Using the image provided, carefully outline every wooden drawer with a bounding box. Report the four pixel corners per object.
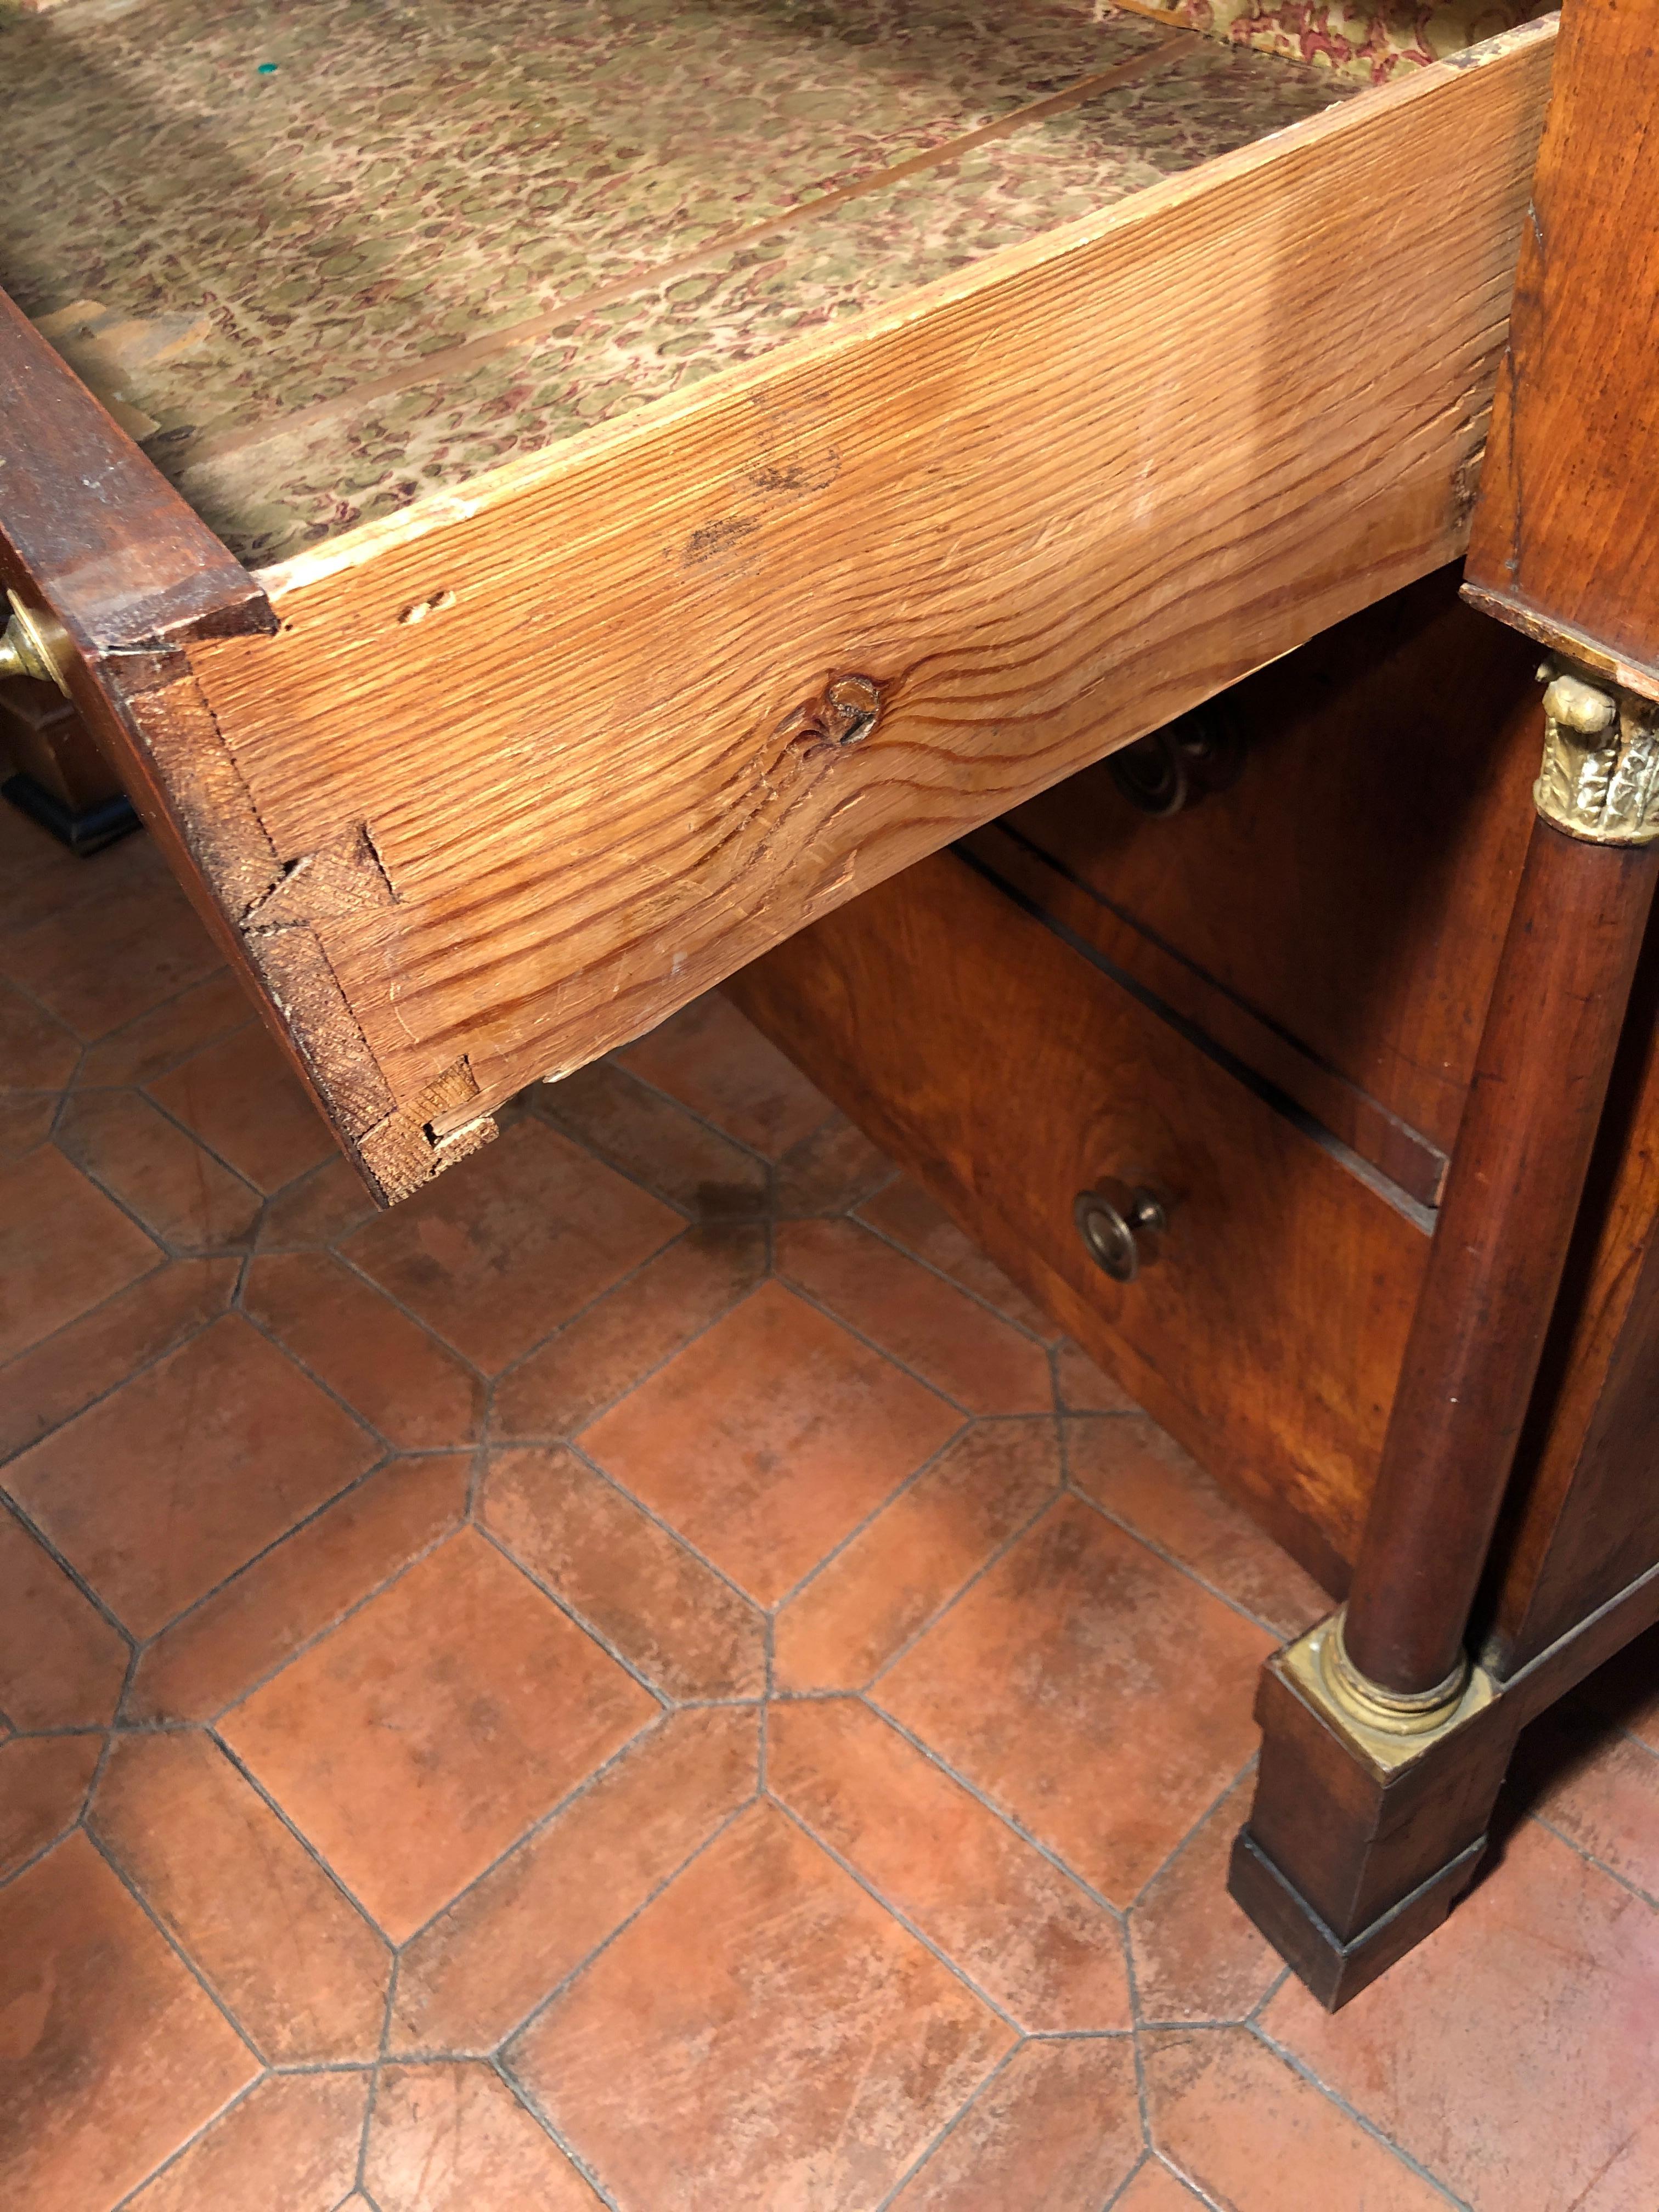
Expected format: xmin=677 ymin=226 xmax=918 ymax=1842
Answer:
xmin=729 ymin=846 xmax=1426 ymax=1585
xmin=1003 ymin=571 xmax=1543 ymax=1199
xmin=0 ymin=5 xmax=1552 ymax=1201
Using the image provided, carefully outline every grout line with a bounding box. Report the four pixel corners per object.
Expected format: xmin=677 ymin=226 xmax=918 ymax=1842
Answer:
xmin=1099 ymin=2151 xmax=1152 ymax=2210
xmin=232 ymin=1297 xmax=406 ymax=1460
xmin=871 ymin=2040 xmax=1027 ymax=2212
xmin=0 ymin=1289 xmax=228 ymax=1473
xmin=107 ymin=2073 xmax=270 ymax=2211
xmin=87 ymin=1824 xmax=272 ymax=2063
xmin=864 ymin=1481 xmax=1066 ymax=1694
xmin=206 ymin=1728 xmax=403 ymax=1951
xmin=141 ymin=1492 xmax=465 ymax=1729
xmin=0 ymin=1489 xmax=138 ymax=1649
xmin=322 ymin=1245 xmax=497 ymax=1387
xmin=1249 ymin=2022 xmax=1474 ymax=2208
xmin=111 ymin=1449 xmax=404 ymax=1714
xmin=493 ymin=2054 xmax=625 ymax=2211
xmin=1123 ymin=1753 xmax=1257 ymax=1916
xmin=0 ymin=1814 xmax=90 ymax=1893
xmin=1245 ymin=1964 xmax=1291 ymax=2024
xmin=495 ymin=1794 xmax=758 ymax=2057
xmin=849 ymin=1210 xmax=1057 ymax=1351
xmin=543 ymin=1058 xmax=780 ymax=1180
xmin=1526 ymin=1807 xmax=1659 ymax=1913
xmin=471 ymin=1520 xmax=672 ymax=1710
xmin=762 ymin=1415 xmax=986 ymax=1620
xmin=770 ymin=1787 xmax=1034 ymax=2029
xmin=769 ymin=1269 xmax=985 ymax=1420
xmin=552 ymin=1436 xmax=765 ymax=1613
xmin=1122 ymin=1910 xmax=1156 ymax=2162
xmin=1066 ymin=1482 xmax=1303 ymax=1644
xmin=390 ymin=1709 xmax=674 ymax=1961
xmin=533 ymin=1086 xmax=771 ymax=1228
xmin=354 ymin=2052 xmax=382 ymax=2200
xmin=489 ymin=1245 xmax=768 ymax=1447
xmin=859 ymin=1690 xmax=1126 ymax=1924
xmin=120 ymin=1079 xmax=270 ymax=1209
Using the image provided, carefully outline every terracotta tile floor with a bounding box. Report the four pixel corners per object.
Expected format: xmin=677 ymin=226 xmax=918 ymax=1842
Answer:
xmin=3 ymin=805 xmax=1658 ymax=2211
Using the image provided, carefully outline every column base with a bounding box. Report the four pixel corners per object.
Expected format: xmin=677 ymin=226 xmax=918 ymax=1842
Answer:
xmin=1229 ymin=1827 xmax=1487 ymax=2010
xmin=2 ymin=771 xmax=141 ymax=856
xmin=1229 ymin=1615 xmax=1514 ymax=2011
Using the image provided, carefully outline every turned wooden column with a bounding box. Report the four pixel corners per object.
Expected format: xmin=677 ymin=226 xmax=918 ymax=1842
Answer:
xmin=1232 ymin=0 xmax=1659 ymax=2007
xmin=1339 ymin=809 xmax=1659 ymax=1707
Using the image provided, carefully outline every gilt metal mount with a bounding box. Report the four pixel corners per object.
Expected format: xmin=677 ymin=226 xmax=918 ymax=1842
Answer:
xmin=0 ymin=590 xmax=71 ymax=695
xmin=1534 ymin=661 xmax=1659 ymax=845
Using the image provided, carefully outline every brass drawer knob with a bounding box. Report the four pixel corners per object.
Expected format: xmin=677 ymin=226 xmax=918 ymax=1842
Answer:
xmin=1107 ymin=702 xmax=1242 ymax=818
xmin=1074 ymin=1183 xmax=1167 ymax=1283
xmin=0 ymin=591 xmax=71 ymax=695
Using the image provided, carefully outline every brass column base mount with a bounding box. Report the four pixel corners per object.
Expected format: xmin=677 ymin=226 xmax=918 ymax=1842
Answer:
xmin=1286 ymin=1612 xmax=1494 ymax=1774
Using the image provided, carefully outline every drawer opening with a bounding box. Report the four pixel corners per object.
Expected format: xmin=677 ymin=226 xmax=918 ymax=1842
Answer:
xmin=6 ymin=0 xmax=1531 ymax=571
xmin=1 ymin=0 xmax=1556 ymax=1203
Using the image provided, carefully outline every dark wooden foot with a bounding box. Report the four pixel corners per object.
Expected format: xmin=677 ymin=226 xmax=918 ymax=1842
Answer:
xmin=1229 ymin=1617 xmax=1517 ymax=2010
xmin=2 ymin=770 xmax=140 ymax=855
xmin=1229 ymin=1828 xmax=1485 ymax=2012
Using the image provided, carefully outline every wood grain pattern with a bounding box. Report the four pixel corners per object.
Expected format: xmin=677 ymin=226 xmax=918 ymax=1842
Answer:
xmin=1464 ymin=0 xmax=1659 ymax=696
xmin=1003 ymin=570 xmax=1543 ymax=1180
xmin=962 ymin=817 xmax=1453 ymax=1209
xmin=1480 ymin=919 xmax=1659 ymax=1673
xmin=727 ymin=846 xmax=1425 ymax=1582
xmin=174 ymin=27 xmax=1553 ymax=1171
xmin=0 ymin=289 xmax=494 ymax=1203
xmin=1342 ymin=820 xmax=1659 ymax=1695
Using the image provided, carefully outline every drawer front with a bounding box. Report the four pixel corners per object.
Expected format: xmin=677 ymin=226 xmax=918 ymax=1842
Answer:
xmin=730 ymin=848 xmax=1427 ymax=1579
xmin=1006 ymin=571 xmax=1542 ymax=1173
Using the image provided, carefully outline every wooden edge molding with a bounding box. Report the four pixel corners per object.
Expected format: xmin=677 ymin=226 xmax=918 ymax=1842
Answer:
xmin=0 ymin=285 xmax=486 ymax=1203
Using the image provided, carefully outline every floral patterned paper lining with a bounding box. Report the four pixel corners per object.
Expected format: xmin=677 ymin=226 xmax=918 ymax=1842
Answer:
xmin=0 ymin=0 xmax=1472 ymax=565
xmin=1149 ymin=0 xmax=1534 ymax=86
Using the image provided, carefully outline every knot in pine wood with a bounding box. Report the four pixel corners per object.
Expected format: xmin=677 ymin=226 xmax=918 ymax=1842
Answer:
xmin=781 ymin=673 xmax=884 ymax=759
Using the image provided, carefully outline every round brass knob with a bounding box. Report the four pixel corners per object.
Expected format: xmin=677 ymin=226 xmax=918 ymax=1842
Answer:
xmin=1074 ymin=1184 xmax=1167 ymax=1283
xmin=1107 ymin=703 xmax=1243 ymax=819
xmin=0 ymin=591 xmax=71 ymax=695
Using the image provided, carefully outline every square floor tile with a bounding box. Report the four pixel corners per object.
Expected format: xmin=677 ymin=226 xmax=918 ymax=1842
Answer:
xmin=7 ymin=1314 xmax=379 ymax=1635
xmin=221 ymin=1530 xmax=658 ymax=1940
xmin=0 ymin=1510 xmax=128 ymax=1728
xmin=147 ymin=1024 xmax=335 ymax=1194
xmin=0 ymin=1831 xmax=257 ymax=2210
xmin=876 ymin=1499 xmax=1273 ymax=1903
xmin=615 ymin=993 xmax=833 ymax=1158
xmin=342 ymin=1119 xmax=679 ymax=1372
xmin=582 ymin=1280 xmax=963 ymax=1604
xmin=512 ymin=1799 xmax=1011 ymax=2208
xmin=0 ymin=867 xmax=219 ymax=1041
xmin=0 ymin=1146 xmax=160 ymax=1363
xmin=1264 ymin=1816 xmax=1659 ymax=2212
